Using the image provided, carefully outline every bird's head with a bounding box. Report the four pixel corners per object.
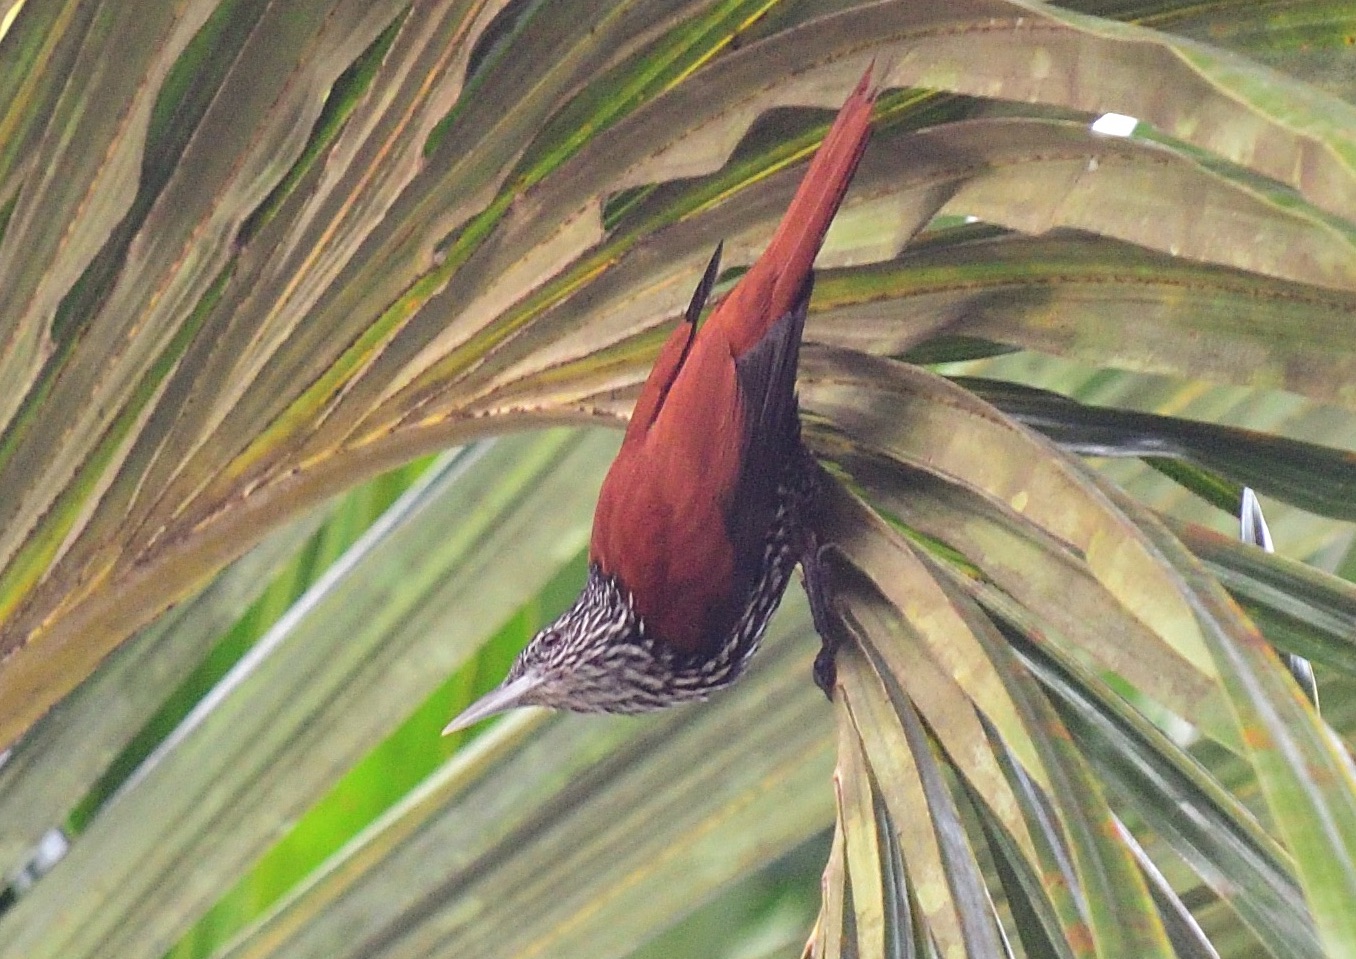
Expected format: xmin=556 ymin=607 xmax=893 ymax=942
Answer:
xmin=443 ymin=565 xmax=659 ymax=733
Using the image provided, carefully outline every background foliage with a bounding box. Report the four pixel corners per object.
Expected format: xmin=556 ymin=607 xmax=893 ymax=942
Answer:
xmin=2 ymin=0 xmax=1356 ymax=957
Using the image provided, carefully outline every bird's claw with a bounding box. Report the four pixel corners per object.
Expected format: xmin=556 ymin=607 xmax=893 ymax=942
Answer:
xmin=802 ymin=542 xmax=841 ymax=700
xmin=812 ymin=644 xmax=838 ymax=698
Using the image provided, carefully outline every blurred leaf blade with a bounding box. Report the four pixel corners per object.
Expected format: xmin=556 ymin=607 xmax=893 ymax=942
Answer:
xmin=0 ymin=505 xmax=327 ymax=874
xmin=0 ymin=430 xmax=618 ymax=959
xmin=812 ymin=232 xmax=1356 ymax=409
xmin=1173 ymin=518 xmax=1356 ymax=676
xmin=963 ymin=377 xmax=1356 ymax=524
xmin=1006 ymin=614 xmax=1319 ymax=959
xmin=207 ymin=608 xmax=835 ymax=959
xmin=1080 ymin=471 xmax=1356 ymax=956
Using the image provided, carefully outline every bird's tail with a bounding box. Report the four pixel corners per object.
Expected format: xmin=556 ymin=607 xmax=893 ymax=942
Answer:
xmin=720 ymin=65 xmax=877 ymax=354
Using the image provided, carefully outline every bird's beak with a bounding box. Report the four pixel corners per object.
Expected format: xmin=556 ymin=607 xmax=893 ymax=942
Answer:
xmin=442 ymin=673 xmax=543 ymax=735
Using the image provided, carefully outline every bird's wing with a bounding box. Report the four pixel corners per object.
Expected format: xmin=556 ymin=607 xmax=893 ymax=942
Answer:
xmin=726 ymin=275 xmax=812 ymax=597
xmin=591 ymin=318 xmax=745 ymax=654
xmin=598 ymin=278 xmax=809 ymax=653
xmin=622 ymin=244 xmax=723 ymax=442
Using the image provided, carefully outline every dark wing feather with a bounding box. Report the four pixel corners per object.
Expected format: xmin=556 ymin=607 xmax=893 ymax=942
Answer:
xmin=726 ymin=274 xmax=813 ymax=599
xmin=621 ymin=244 xmax=723 ymax=440
xmin=686 ymin=242 xmax=724 ymax=326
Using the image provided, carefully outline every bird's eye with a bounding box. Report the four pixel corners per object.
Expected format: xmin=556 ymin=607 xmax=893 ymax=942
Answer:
xmin=534 ymin=628 xmax=563 ymax=650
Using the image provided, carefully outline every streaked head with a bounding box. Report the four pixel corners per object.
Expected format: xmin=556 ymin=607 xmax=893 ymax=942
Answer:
xmin=444 ymin=566 xmax=659 ymax=733
xmin=444 ymin=561 xmax=773 ymax=733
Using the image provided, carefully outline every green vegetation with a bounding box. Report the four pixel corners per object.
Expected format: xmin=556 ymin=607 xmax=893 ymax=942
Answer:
xmin=2 ymin=1 xmax=1356 ymax=957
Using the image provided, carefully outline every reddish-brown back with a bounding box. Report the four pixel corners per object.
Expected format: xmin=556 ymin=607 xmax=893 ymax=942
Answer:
xmin=591 ymin=68 xmax=876 ymax=653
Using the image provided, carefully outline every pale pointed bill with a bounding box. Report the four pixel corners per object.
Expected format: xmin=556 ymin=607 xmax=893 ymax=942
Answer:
xmin=442 ymin=673 xmax=544 ymax=734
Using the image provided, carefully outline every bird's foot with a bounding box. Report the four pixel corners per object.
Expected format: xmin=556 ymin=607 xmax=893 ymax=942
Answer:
xmin=812 ymin=643 xmax=838 ymax=698
xmin=802 ymin=542 xmax=841 ymax=699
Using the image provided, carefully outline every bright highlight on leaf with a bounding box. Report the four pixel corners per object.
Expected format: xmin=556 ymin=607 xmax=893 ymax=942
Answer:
xmin=1091 ymin=112 xmax=1139 ymax=137
xmin=0 ymin=1 xmax=24 ymax=43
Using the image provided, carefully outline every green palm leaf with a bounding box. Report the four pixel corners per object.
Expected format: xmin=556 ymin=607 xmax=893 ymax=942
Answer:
xmin=2 ymin=1 xmax=1355 ymax=957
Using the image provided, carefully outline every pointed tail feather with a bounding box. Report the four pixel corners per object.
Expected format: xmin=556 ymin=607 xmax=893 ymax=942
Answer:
xmin=766 ymin=67 xmax=876 ymax=310
xmin=719 ymin=66 xmax=876 ymax=354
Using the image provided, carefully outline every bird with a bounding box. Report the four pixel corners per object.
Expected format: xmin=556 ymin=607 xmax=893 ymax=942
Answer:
xmin=445 ymin=68 xmax=876 ymax=732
